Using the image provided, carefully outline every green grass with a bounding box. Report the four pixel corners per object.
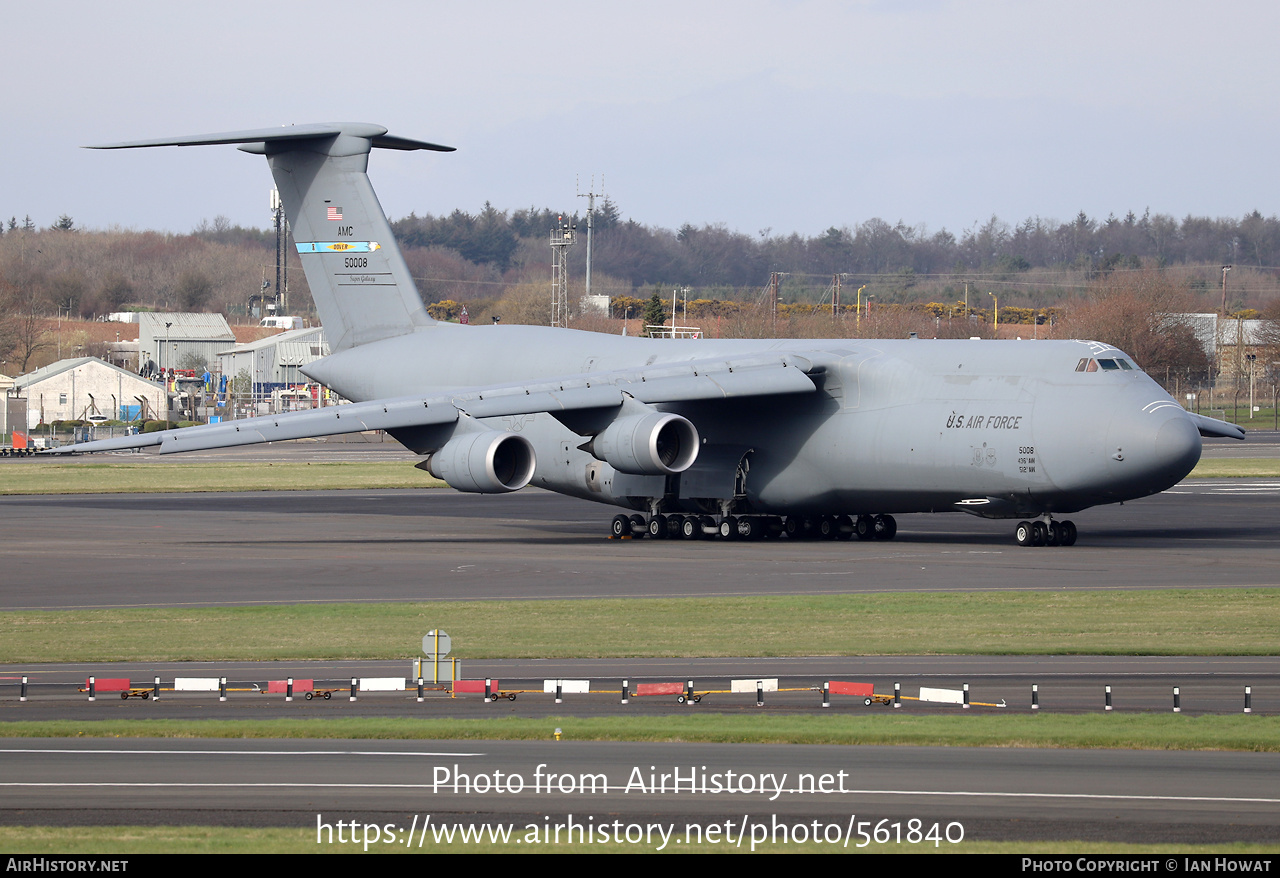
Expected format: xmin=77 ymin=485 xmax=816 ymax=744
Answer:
xmin=2 ymin=714 xmax=1277 ymax=750
xmin=4 ymin=591 xmax=1279 ymax=662
xmin=0 ymin=461 xmax=442 ymax=494
xmin=0 ymin=456 xmax=1275 ymax=497
xmin=1188 ymin=458 xmax=1280 ymax=478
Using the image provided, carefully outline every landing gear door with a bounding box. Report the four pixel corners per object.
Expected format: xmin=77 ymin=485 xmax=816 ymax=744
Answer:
xmin=677 ymin=445 xmax=754 ymax=503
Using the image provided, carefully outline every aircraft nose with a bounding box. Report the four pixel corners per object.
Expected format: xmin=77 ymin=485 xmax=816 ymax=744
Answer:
xmin=1107 ymin=404 xmax=1201 ymax=494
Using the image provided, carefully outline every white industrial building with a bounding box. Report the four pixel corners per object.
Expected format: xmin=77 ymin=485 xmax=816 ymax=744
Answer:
xmin=12 ymin=357 xmax=166 ymax=427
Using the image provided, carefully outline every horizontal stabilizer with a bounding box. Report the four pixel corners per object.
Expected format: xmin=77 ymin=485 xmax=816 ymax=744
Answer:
xmin=87 ymin=123 xmax=454 ymax=152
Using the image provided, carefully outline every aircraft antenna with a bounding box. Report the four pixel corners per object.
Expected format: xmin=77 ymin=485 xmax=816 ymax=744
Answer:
xmin=550 ymin=216 xmax=576 ymax=328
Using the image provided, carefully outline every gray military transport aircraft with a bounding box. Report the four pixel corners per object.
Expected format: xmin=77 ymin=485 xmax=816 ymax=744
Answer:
xmin=48 ymin=122 xmax=1245 ymax=546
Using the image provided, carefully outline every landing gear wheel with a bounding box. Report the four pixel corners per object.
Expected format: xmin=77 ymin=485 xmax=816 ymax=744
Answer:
xmin=784 ymin=516 xmax=803 ymax=539
xmin=818 ymin=516 xmax=838 ymax=540
xmin=1016 ymin=521 xmax=1034 ymax=547
xmin=1031 ymin=521 xmax=1048 ymax=547
xmin=718 ymin=516 xmax=737 ymax=540
xmin=1046 ymin=521 xmax=1062 ymax=546
xmin=855 ymin=515 xmax=875 ymax=540
xmin=668 ymin=515 xmax=685 ymax=539
xmin=648 ymin=515 xmax=668 ymax=539
xmin=873 ymin=514 xmax=897 ymax=540
xmin=680 ymin=516 xmax=700 ymax=540
xmin=1061 ymin=520 xmax=1078 ymax=546
xmin=836 ymin=515 xmax=854 ymax=540
xmin=736 ymin=517 xmax=757 ymax=540
xmin=610 ymin=514 xmax=630 ymax=538
xmin=630 ymin=514 xmax=647 ymax=539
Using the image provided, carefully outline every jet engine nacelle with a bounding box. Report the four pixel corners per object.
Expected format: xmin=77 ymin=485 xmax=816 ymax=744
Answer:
xmin=588 ymin=411 xmax=699 ymax=476
xmin=424 ymin=430 xmax=536 ymax=493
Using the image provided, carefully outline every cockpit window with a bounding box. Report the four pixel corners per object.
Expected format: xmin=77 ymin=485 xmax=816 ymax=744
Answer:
xmin=1117 ymin=359 xmax=1134 ymax=371
xmin=1097 ymin=358 xmax=1119 ymax=370
xmin=1075 ymin=358 xmax=1089 ymax=372
xmin=1085 ymin=359 xmax=1098 ymax=372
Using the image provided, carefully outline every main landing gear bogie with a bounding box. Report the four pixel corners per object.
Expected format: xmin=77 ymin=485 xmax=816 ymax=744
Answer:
xmin=1015 ymin=519 xmax=1077 ymax=548
xmin=610 ymin=513 xmax=898 ymax=542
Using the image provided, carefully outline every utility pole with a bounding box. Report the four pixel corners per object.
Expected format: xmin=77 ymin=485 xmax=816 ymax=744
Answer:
xmin=577 ymin=178 xmax=604 ymax=303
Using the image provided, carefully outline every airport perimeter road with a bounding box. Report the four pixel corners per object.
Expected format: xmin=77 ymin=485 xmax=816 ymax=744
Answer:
xmin=0 ymin=481 xmax=1278 ymax=610
xmin=1 ymin=738 xmax=1277 ymax=844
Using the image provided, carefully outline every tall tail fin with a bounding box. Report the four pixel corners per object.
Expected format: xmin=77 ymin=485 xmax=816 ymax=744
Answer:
xmin=89 ymin=123 xmax=454 ymax=351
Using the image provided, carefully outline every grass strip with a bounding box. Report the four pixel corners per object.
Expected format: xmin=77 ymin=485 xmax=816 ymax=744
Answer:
xmin=3 ymin=591 xmax=1277 ymax=662
xmin=1 ymin=824 xmax=1275 ymax=854
xmin=1188 ymin=459 xmax=1280 ymax=478
xmin=2 ymin=714 xmax=1277 ymax=750
xmin=0 ymin=461 xmax=441 ymax=494
xmin=0 ymin=457 xmax=1275 ymax=496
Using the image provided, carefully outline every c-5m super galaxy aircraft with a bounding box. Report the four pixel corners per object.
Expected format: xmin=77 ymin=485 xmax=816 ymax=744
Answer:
xmin=51 ymin=123 xmax=1245 ymax=546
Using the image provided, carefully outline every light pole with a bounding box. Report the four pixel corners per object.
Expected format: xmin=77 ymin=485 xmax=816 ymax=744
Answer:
xmin=989 ymin=292 xmax=998 ymax=333
xmin=1221 ymin=265 xmax=1232 ymax=315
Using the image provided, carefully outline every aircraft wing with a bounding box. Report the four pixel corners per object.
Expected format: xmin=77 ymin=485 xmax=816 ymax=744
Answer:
xmin=41 ymin=352 xmax=819 ymax=456
xmin=1187 ymin=412 xmax=1246 ymax=441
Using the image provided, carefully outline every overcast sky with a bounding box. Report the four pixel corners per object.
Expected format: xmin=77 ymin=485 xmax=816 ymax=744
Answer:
xmin=6 ymin=1 xmax=1278 ymax=239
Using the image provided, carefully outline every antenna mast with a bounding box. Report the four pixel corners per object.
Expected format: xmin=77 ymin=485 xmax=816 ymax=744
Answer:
xmin=550 ymin=216 xmax=576 ymax=328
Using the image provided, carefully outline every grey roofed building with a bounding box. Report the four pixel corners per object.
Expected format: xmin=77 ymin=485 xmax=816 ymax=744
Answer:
xmin=13 ymin=357 xmax=166 ymax=427
xmin=217 ymin=325 xmax=329 ymax=394
xmin=138 ymin=312 xmax=235 ymax=375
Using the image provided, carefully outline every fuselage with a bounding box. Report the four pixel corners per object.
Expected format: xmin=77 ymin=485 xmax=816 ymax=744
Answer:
xmin=303 ymin=323 xmax=1202 ymax=521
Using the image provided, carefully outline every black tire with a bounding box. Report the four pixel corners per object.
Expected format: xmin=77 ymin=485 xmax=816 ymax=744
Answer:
xmin=1031 ymin=521 xmax=1048 ymax=547
xmin=1016 ymin=521 xmax=1034 ymax=547
xmin=324 ymin=692 xmax=332 ymax=700
xmin=855 ymin=515 xmax=875 ymax=540
xmin=648 ymin=515 xmax=668 ymax=539
xmin=718 ymin=517 xmax=736 ymax=540
xmin=610 ymin=514 xmax=629 ymax=537
xmin=1061 ymin=520 xmax=1078 ymax=546
xmin=141 ymin=692 xmax=149 ymax=700
xmin=736 ymin=517 xmax=756 ymax=540
xmin=784 ymin=516 xmax=802 ymax=538
xmin=864 ymin=697 xmax=873 ymax=706
xmin=1047 ymin=521 xmax=1062 ymax=546
xmin=305 ymin=692 xmax=313 ymax=700
xmin=677 ymin=695 xmax=686 ymax=704
xmin=818 ymin=516 xmax=837 ymax=539
xmin=693 ymin=695 xmax=702 ymax=703
xmin=508 ymin=693 xmax=517 ymax=701
xmin=874 ymin=514 xmax=897 ymax=540
xmin=836 ymin=515 xmax=854 ymax=540
xmin=681 ymin=516 xmax=699 ymax=540
xmin=120 ymin=692 xmax=128 ymax=700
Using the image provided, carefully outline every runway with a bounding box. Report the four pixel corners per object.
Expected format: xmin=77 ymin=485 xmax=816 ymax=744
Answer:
xmin=0 ymin=479 xmax=1277 ymax=610
xmin=3 ymin=739 xmax=1278 ymax=844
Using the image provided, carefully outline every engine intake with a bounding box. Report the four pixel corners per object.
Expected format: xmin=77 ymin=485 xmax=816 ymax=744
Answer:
xmin=588 ymin=412 xmax=699 ymax=475
xmin=424 ymin=431 xmax=536 ymax=493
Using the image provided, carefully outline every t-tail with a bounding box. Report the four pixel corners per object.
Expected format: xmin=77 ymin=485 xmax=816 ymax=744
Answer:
xmin=89 ymin=123 xmax=453 ymax=351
